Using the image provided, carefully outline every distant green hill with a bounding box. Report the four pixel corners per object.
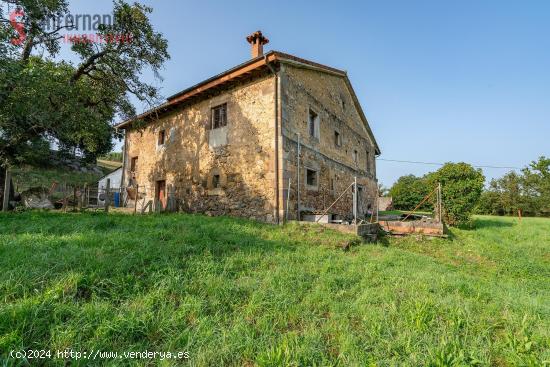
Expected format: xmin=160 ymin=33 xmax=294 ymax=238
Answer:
xmin=12 ymin=159 xmax=121 ymax=193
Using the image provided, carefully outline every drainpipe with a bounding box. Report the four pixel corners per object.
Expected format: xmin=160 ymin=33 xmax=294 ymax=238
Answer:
xmin=120 ymin=128 xmax=127 ymax=193
xmin=265 ymin=55 xmax=280 ymax=224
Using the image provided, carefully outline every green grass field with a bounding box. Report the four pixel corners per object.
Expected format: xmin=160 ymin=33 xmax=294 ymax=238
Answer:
xmin=0 ymin=212 xmax=548 ymax=366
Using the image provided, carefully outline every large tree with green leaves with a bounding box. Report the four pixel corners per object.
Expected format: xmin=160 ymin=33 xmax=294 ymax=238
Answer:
xmin=427 ymin=162 xmax=485 ymax=226
xmin=0 ymin=0 xmax=168 ymax=202
xmin=477 ymin=157 xmax=550 ymax=217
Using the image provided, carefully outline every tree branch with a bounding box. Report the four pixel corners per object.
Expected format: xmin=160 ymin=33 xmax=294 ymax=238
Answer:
xmin=71 ymin=49 xmax=109 ymax=83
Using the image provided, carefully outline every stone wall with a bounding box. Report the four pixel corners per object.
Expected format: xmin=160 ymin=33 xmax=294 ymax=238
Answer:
xmin=124 ymin=62 xmax=379 ymax=224
xmin=280 ymin=64 xmax=378 ymax=221
xmin=124 ymin=75 xmax=278 ymax=222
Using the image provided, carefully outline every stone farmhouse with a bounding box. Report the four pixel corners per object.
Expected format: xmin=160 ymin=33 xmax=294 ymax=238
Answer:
xmin=116 ymin=31 xmax=381 ymax=224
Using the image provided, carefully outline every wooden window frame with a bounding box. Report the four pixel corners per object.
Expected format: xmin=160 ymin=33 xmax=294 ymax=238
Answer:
xmin=211 ymin=103 xmax=228 ymax=130
xmin=158 ymin=130 xmax=166 ymax=146
xmin=334 ymin=130 xmax=341 ymax=147
xmin=308 ymin=108 xmax=319 ymax=139
xmin=130 ymin=156 xmax=138 ymax=172
xmin=305 ymin=168 xmax=318 ymax=189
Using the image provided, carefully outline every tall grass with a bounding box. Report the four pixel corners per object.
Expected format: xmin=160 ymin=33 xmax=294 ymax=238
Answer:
xmin=0 ymin=212 xmax=548 ymax=366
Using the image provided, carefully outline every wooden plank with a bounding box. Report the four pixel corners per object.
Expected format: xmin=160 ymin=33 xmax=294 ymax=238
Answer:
xmin=2 ymin=170 xmax=11 ymax=212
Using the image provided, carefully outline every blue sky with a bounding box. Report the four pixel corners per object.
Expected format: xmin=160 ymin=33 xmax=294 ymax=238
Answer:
xmin=60 ymin=0 xmax=549 ymax=187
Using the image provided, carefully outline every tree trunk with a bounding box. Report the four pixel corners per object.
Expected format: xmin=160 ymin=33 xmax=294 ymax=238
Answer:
xmin=0 ymin=167 xmax=5 ymax=210
xmin=1 ymin=167 xmax=16 ymax=211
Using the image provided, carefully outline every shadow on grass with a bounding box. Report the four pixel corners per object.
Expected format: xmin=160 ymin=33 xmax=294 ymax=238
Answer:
xmin=0 ymin=211 xmax=302 ymax=260
xmin=472 ymin=217 xmax=515 ymax=230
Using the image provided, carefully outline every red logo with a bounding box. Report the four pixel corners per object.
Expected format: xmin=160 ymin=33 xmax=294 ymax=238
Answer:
xmin=9 ymin=9 xmax=26 ymax=45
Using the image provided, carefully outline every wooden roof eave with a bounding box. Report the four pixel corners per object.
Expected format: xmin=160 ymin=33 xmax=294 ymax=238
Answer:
xmin=115 ymin=53 xmax=278 ymax=130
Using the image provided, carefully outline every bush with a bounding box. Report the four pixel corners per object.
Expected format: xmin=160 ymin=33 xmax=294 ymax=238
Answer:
xmin=389 ymin=175 xmax=431 ymax=211
xmin=428 ymin=163 xmax=485 ymax=226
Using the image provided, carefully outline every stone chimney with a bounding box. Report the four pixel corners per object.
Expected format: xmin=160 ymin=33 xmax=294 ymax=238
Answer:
xmin=246 ymin=30 xmax=269 ymax=58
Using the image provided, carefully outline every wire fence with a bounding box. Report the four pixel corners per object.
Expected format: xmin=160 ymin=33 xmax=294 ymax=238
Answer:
xmin=28 ymin=181 xmax=153 ymax=212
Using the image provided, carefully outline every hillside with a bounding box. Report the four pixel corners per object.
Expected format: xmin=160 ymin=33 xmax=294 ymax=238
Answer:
xmin=11 ymin=160 xmax=122 ymax=193
xmin=0 ymin=213 xmax=548 ymax=365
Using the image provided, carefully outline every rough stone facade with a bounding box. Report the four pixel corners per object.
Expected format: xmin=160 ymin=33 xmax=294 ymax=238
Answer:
xmin=280 ymin=64 xmax=378 ymax=221
xmin=123 ymin=59 xmax=379 ymax=223
xmin=124 ymin=75 xmax=278 ymax=222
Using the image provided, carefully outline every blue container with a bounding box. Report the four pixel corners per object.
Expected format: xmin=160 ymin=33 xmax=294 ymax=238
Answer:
xmin=113 ymin=192 xmax=120 ymax=208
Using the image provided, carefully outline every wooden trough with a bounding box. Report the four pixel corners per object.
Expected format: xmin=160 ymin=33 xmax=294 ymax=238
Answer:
xmin=299 ymin=221 xmax=380 ymax=242
xmin=378 ymin=219 xmax=445 ymax=237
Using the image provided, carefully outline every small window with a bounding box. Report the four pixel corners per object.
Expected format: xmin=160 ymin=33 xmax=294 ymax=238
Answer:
xmin=334 ymin=131 xmax=341 ymax=147
xmin=353 ymin=150 xmax=358 ymax=164
xmin=130 ymin=156 xmax=138 ymax=172
xmin=308 ymin=109 xmax=319 ymax=138
xmin=330 ymin=177 xmax=335 ymax=191
xmin=212 ymin=174 xmax=221 ymax=188
xmin=212 ymin=103 xmax=227 ymax=129
xmin=340 ymin=94 xmax=346 ymax=110
xmin=306 ymin=168 xmax=318 ymax=187
xmin=158 ymin=130 xmax=166 ymax=145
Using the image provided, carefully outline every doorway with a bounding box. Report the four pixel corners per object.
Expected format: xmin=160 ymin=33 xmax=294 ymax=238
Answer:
xmin=156 ymin=180 xmax=166 ymax=210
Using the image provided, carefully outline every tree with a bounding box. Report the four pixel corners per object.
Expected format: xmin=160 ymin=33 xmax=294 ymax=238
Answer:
xmin=521 ymin=156 xmax=550 ymax=216
xmin=476 ymin=189 xmax=503 ymax=216
xmin=389 ymin=174 xmax=431 ymax=211
xmin=478 ymin=157 xmax=550 ymax=217
xmin=428 ymin=163 xmax=485 ymax=226
xmin=0 ymin=0 xmax=169 ymax=204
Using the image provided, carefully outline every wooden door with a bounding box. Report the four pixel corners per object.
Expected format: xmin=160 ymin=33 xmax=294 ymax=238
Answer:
xmin=156 ymin=180 xmax=166 ymax=209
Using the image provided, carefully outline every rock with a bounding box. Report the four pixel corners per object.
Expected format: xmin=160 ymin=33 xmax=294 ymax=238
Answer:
xmin=23 ymin=193 xmax=54 ymax=209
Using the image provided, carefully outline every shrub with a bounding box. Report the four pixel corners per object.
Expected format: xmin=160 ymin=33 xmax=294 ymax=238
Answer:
xmin=428 ymin=163 xmax=485 ymax=226
xmin=389 ymin=175 xmax=431 ymax=211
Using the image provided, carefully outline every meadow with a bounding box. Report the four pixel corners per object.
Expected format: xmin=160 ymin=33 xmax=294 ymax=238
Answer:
xmin=0 ymin=212 xmax=548 ymax=366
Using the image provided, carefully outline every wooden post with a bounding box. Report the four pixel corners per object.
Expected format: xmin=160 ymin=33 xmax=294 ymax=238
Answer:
xmin=105 ymin=179 xmax=110 ymax=213
xmin=84 ymin=184 xmax=88 ymax=209
xmin=63 ymin=183 xmax=68 ymax=212
xmin=376 ymin=186 xmax=380 ymax=223
xmin=73 ymin=186 xmax=77 ymax=211
xmin=77 ymin=186 xmax=82 ymax=211
xmin=518 ymin=208 xmax=522 ymax=222
xmin=353 ymin=177 xmax=358 ymax=224
xmin=296 ymin=133 xmax=301 ymax=221
xmin=134 ymin=184 xmax=139 ymax=215
xmin=296 ymin=134 xmax=301 ymax=220
xmin=2 ymin=169 xmax=11 ymax=212
xmin=438 ymin=182 xmax=443 ymax=223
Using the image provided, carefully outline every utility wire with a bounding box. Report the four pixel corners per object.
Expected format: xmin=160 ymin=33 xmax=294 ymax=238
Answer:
xmin=376 ymin=158 xmax=521 ymax=170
